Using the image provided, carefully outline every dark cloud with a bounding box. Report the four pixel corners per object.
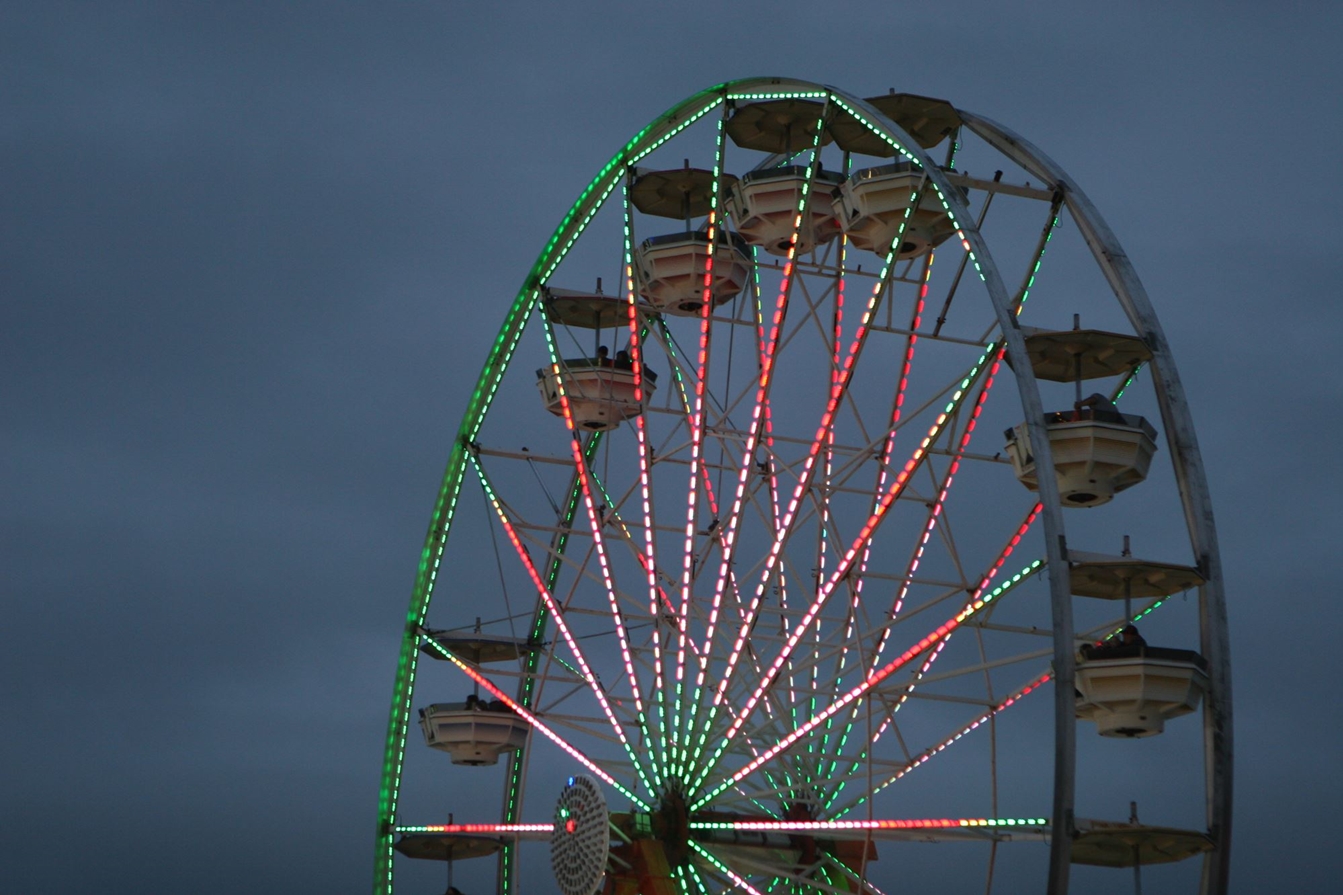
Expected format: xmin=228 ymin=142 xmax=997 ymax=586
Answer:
xmin=4 ymin=2 xmax=1338 ymax=892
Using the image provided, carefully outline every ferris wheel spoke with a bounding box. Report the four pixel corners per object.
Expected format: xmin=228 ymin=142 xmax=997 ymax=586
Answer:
xmin=689 ymin=841 xmax=773 ymax=895
xmin=837 ymin=592 xmax=1182 ymax=821
xmin=815 ymin=429 xmax=932 ymax=745
xmin=691 ymin=267 xmax=806 ymax=711
xmin=418 ymin=633 xmax=649 ymax=809
xmin=809 ymin=231 xmax=855 ymax=773
xmin=971 ymin=198 xmax=1064 ymax=344
xmin=911 ymin=644 xmax=1057 ymax=688
xmin=468 ymin=454 xmax=660 ymax=795
xmin=689 ymin=864 xmax=779 ymax=895
xmin=872 ymin=500 xmax=1040 ymax=679
xmin=649 ymin=313 xmax=774 ymax=781
xmin=818 ymin=556 xmax=1046 ymax=808
xmin=698 ymin=817 xmax=1050 ymax=842
xmin=574 ymin=443 xmax=707 ymax=647
xmin=821 ymin=497 xmax=1042 ymax=790
xmin=834 ymin=668 xmax=1054 ymax=820
xmin=690 ymin=553 xmax=1045 ymax=810
xmin=695 ymin=564 xmax=823 ymax=786
xmin=541 ymin=325 xmax=663 ymax=783
xmin=671 ymin=112 xmax=735 ymax=775
xmin=813 ymin=581 xmax=865 ymax=780
xmin=682 ymin=864 xmax=722 ymax=895
xmin=816 ymin=851 xmax=887 ymax=895
xmin=690 ymin=342 xmax=996 ymax=794
xmin=681 ymin=106 xmax=849 ymax=749
xmin=619 ymin=179 xmax=663 ymax=604
xmin=641 ymin=318 xmax=730 ymax=774
xmin=693 ymin=844 xmax=856 ymax=895
xmin=862 ymin=345 xmax=1011 ymax=669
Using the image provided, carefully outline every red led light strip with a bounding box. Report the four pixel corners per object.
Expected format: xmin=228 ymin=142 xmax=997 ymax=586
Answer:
xmin=621 ymin=192 xmax=680 ymax=783
xmin=837 ymin=671 xmax=1053 ymax=815
xmin=689 ymin=184 xmax=928 ymax=780
xmin=811 ymin=228 xmax=849 ymax=759
xmin=534 ymin=321 xmax=661 ymax=796
xmin=833 ymin=597 xmax=1169 ymax=817
xmin=674 ymin=113 xmax=732 ymax=742
xmin=692 ymin=350 xmax=991 ymax=793
xmin=826 ymin=250 xmax=933 ymax=774
xmin=831 ymin=504 xmax=1042 ymax=802
xmin=397 ymin=823 xmax=554 ymax=834
xmin=423 ymin=633 xmax=649 ymax=809
xmin=812 ymin=341 xmax=1012 ymax=798
xmin=691 ymin=554 xmax=1038 ymax=809
xmin=654 ymin=324 xmax=803 ymax=795
xmin=883 ymin=342 xmax=1009 ymax=654
xmin=469 ymin=455 xmax=650 ymax=795
xmin=686 ymin=113 xmax=835 ymax=777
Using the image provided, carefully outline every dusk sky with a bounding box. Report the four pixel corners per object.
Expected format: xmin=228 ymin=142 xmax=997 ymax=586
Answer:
xmin=4 ymin=3 xmax=1340 ymax=893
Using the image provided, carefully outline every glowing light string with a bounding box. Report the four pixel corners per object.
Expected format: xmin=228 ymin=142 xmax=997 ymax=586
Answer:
xmin=819 ymin=851 xmax=893 ymax=895
xmin=681 ymin=103 xmax=835 ymax=781
xmin=499 ymin=433 xmax=599 ymax=892
xmin=621 ymin=179 xmax=674 ymax=784
xmin=396 ymin=823 xmax=553 ymax=834
xmin=834 ymin=597 xmax=1171 ymax=817
xmin=692 ymin=149 xmax=923 ymax=779
xmin=651 ymin=319 xmax=801 ymax=796
xmin=420 ymin=634 xmax=649 ymax=810
xmin=673 ymin=107 xmax=731 ymax=779
xmin=689 ymin=339 xmax=995 ymax=795
xmin=823 ymin=504 xmax=1043 ymax=809
xmin=812 ymin=216 xmax=850 ymax=765
xmin=690 ymin=817 xmax=1048 ymax=832
xmin=818 ymin=193 xmax=1059 ymax=805
xmin=538 ymin=312 xmax=662 ymax=794
xmin=823 ymin=248 xmax=934 ymax=781
xmin=689 ymin=841 xmax=770 ymax=895
xmin=691 ymin=560 xmax=1042 ymax=810
xmin=468 ymin=454 xmax=653 ymax=799
xmin=824 ymin=349 xmax=1157 ymax=812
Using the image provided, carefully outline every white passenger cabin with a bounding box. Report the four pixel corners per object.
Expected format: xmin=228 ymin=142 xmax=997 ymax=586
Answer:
xmin=1005 ymin=326 xmax=1157 ymax=506
xmin=536 ymin=360 xmax=656 ymax=431
xmin=1004 ymin=409 xmax=1158 ymax=507
xmin=635 ymin=232 xmax=751 ymax=315
xmin=419 ymin=701 xmax=530 ymax=765
xmin=725 ymin=166 xmax=843 ymax=257
xmin=832 ymin=163 xmax=961 ymax=259
xmin=1074 ymin=646 xmax=1208 ymax=737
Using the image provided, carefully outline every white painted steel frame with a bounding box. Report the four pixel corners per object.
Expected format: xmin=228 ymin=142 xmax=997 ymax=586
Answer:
xmin=960 ymin=110 xmax=1232 ymax=895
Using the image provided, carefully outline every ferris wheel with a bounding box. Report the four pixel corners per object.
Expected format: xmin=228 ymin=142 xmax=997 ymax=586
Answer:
xmin=373 ymin=78 xmax=1231 ymax=895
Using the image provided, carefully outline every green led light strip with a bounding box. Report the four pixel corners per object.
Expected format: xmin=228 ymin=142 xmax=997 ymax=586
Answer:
xmin=689 ymin=816 xmax=1049 ymax=831
xmin=499 ymin=438 xmax=594 ymax=893
xmin=374 ymin=92 xmax=728 ymax=895
xmin=535 ymin=310 xmax=660 ymax=799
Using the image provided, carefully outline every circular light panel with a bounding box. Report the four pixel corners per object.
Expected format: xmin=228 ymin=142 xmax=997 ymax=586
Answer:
xmin=551 ymin=775 xmax=610 ymax=895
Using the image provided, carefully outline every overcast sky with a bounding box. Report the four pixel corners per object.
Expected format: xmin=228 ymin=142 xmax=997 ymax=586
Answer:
xmin=4 ymin=3 xmax=1340 ymax=893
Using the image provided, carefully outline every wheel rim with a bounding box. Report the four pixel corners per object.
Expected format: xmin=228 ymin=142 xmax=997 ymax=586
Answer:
xmin=374 ymin=79 xmax=1230 ymax=895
